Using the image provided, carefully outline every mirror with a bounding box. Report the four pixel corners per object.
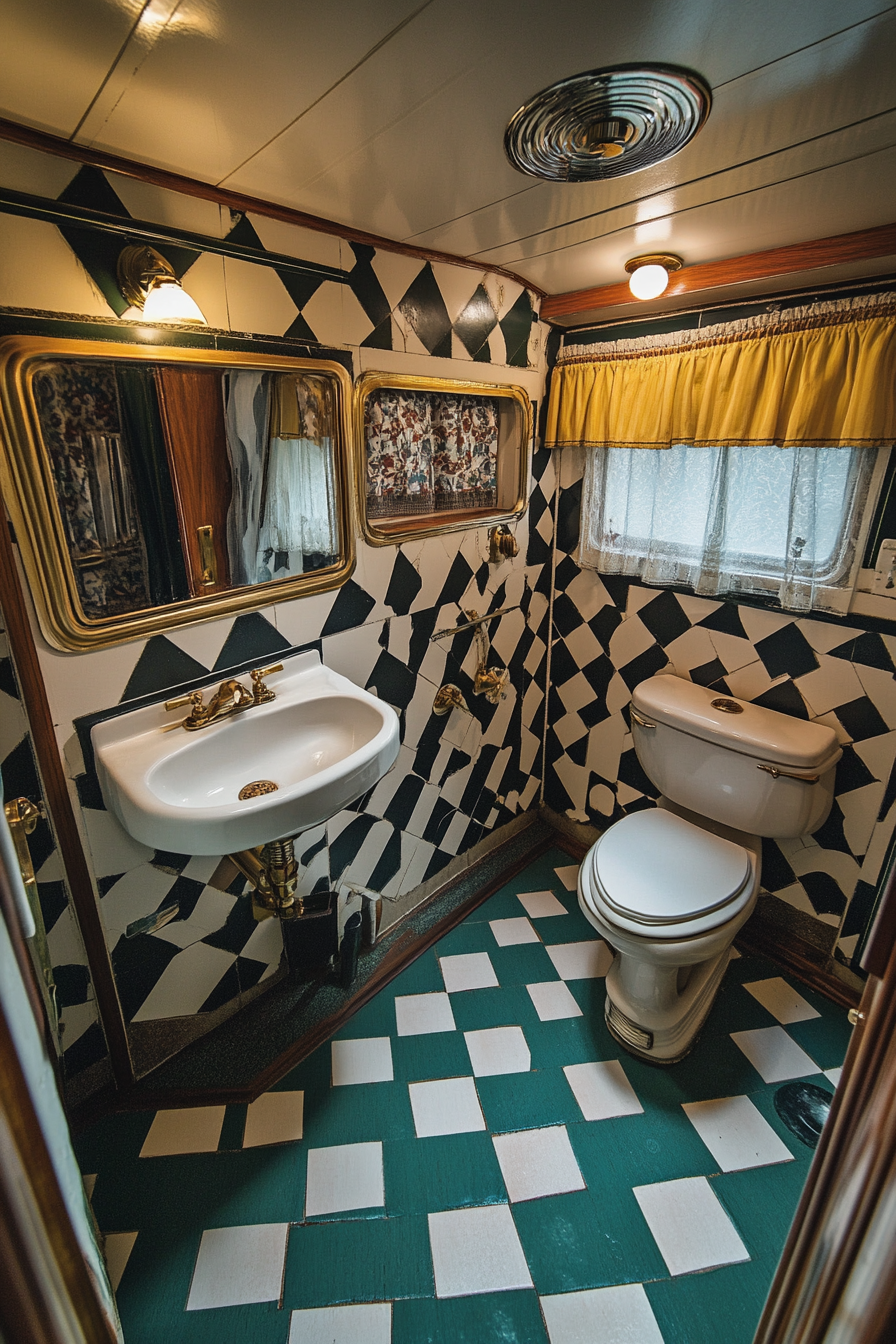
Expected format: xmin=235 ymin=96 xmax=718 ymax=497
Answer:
xmin=0 ymin=337 xmax=354 ymax=650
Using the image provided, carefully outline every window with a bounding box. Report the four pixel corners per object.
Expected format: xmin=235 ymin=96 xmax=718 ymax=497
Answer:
xmin=580 ymin=442 xmax=884 ymax=614
xmin=356 ymin=372 xmax=530 ymax=544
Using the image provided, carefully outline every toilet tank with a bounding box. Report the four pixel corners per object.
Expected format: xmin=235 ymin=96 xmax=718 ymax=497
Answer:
xmin=631 ymin=674 xmax=842 ymax=839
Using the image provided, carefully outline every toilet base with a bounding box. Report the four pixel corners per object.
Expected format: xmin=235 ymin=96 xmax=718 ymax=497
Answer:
xmin=603 ymin=945 xmax=734 ymax=1064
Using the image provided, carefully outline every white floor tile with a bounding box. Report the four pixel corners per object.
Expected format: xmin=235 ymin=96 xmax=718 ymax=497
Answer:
xmin=243 ymin=1091 xmax=304 ymax=1148
xmin=464 ymin=1026 xmax=531 ymax=1077
xmin=527 ymin=981 xmax=583 ymax=1022
xmin=288 ymin=1303 xmax=392 ymax=1344
xmin=490 ymin=916 xmax=540 ymax=947
xmin=440 ymin=951 xmax=499 ymax=992
xmin=541 ymin=1283 xmax=665 ymax=1344
xmin=682 ymin=1096 xmax=793 ymax=1171
xmin=517 ymin=889 xmax=568 ymax=918
xmin=731 ymin=1026 xmax=821 ymax=1084
xmin=743 ymin=977 xmax=821 ymax=1024
xmin=634 ymin=1176 xmax=750 ymax=1276
xmin=825 ymin=1066 xmax=843 ymax=1088
xmin=564 ymin=1060 xmax=643 ymax=1122
xmin=104 ymin=1231 xmax=138 ymax=1291
xmin=305 ymin=1141 xmax=384 ymax=1217
xmin=140 ymin=1106 xmax=226 ymax=1158
xmin=332 ymin=1037 xmax=394 ymax=1086
xmin=546 ymin=941 xmax=612 ymax=980
xmin=395 ymin=992 xmax=457 ymax=1037
xmin=409 ymin=1076 xmax=485 ymax=1138
xmin=428 ymin=1204 xmax=533 ymax=1298
xmin=493 ymin=1125 xmax=585 ymax=1203
xmin=554 ymin=865 xmax=580 ymax=891
xmin=186 ymin=1223 xmax=289 ymax=1310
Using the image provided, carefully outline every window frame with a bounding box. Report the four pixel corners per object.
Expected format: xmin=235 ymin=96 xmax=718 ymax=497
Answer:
xmin=354 ymin=370 xmax=531 ymax=547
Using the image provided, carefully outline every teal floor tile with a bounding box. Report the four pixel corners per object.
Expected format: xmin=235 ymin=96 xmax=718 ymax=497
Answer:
xmin=512 ymin=1187 xmax=668 ymax=1293
xmin=447 ymin=984 xmax=535 ymax=1032
xmin=301 ymin=1079 xmax=415 ymax=1146
xmin=392 ymin=1289 xmax=549 ymax=1343
xmin=334 ymin=987 xmax=401 ymax=1038
xmin=711 ymin=1158 xmax=816 ymax=1258
xmin=271 ymin=1044 xmax=331 ymax=1092
xmin=434 ymin=922 xmax=495 ymax=958
xmin=389 ymin=947 xmax=446 ymax=995
xmin=622 ymin=1031 xmax=771 ymax=1106
xmin=535 ymin=909 xmax=599 ymax=944
xmin=523 ymin=1011 xmax=611 ymax=1071
xmin=476 ymin=1067 xmax=583 ymax=1133
xmin=392 ymin=1029 xmax=471 ymax=1082
xmin=283 ymin=1214 xmax=434 ymax=1307
xmin=218 ymin=1103 xmax=247 ymax=1150
xmin=785 ymin=1010 xmax=853 ymax=1070
xmin=565 ymin=976 xmax=609 ymax=1022
xmin=568 ymin=1105 xmax=719 ymax=1191
xmin=73 ymin=1109 xmax=155 ymax=1171
xmin=699 ymin=977 xmax=781 ymax=1038
xmin=645 ymin=1258 xmax=777 ymax=1344
xmin=489 ymin=939 xmax=559 ymax=986
xmin=383 ymin=1132 xmax=506 ymax=1214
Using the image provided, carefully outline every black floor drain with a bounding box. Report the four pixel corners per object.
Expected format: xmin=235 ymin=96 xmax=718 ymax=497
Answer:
xmin=774 ymin=1081 xmax=833 ymax=1148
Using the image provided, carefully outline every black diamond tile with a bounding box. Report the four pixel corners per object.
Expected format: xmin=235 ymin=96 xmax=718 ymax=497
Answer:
xmin=284 ymin=312 xmax=319 ymax=342
xmin=554 ymin=555 xmax=579 ymax=593
xmin=361 ymin=317 xmax=394 ymax=350
xmin=436 ymin=554 xmax=475 ymax=610
xmin=841 ymin=879 xmax=878 ymax=938
xmin=213 ymin=612 xmax=290 ymax=673
xmin=752 ymin=680 xmax=809 ymax=719
xmin=236 ymin=955 xmax=271 ymax=994
xmin=440 ymin=748 xmax=472 ymax=788
xmin=600 ymin=575 xmax=635 ymax=608
xmin=75 ymin=771 xmax=105 ymax=811
xmin=409 ymin=609 xmax=438 ymax=674
xmin=367 ymin=651 xmax=417 ymax=711
xmin=398 ymin=264 xmax=453 ymax=357
xmin=110 ymin=934 xmax=179 ymax=1021
xmin=696 ymin=603 xmax=749 ymax=640
xmin=590 ymin=605 xmax=622 ymax=650
xmin=567 ymin=735 xmax=589 ymax=767
xmin=755 ymin=624 xmax=818 ymax=680
xmin=122 ymin=637 xmax=210 ymax=702
xmin=689 ymin=658 xmax=728 ymax=688
xmin=831 ymin=632 xmax=895 ymax=672
xmin=0 ymin=656 xmax=18 ymax=699
xmin=800 ymin=871 xmax=848 ymax=917
xmin=531 ymin=446 xmax=552 ymax=484
xmin=386 ymin=551 xmax=423 ymax=616
xmin=329 ymin=814 xmax=377 ymax=877
xmin=552 ymin=593 xmax=585 ymax=640
xmin=834 ymin=696 xmax=890 ymax=743
xmin=63 ymin=1022 xmax=108 ymax=1077
xmin=879 ymin=757 xmax=896 ymax=821
xmin=57 ymin=167 xmax=133 ymax=316
xmin=204 ymin=895 xmax=256 ymax=954
xmin=550 ymin=640 xmax=580 ymax=687
xmin=637 ymin=590 xmax=691 ymax=647
xmin=165 ymin=875 xmax=206 ymax=923
xmin=475 ymin=561 xmax=490 ymax=597
xmin=617 ymin=748 xmax=659 ymax=798
xmin=423 ymin=848 xmax=453 ymax=882
xmin=277 ymin=266 xmax=326 ymax=312
xmin=321 ymin=580 xmax=377 ymax=637
xmin=384 ymin=775 xmax=425 ymax=830
xmin=500 ymin=290 xmax=534 ymax=368
xmin=368 ymin=827 xmax=404 ymax=891
xmin=37 ymin=881 xmax=68 ymax=935
xmin=422 ymin=798 xmax=455 ymax=846
xmin=199 ymin=962 xmax=240 ymax=1013
xmin=300 ymin=832 xmax=327 ymax=866
xmin=53 ymin=963 xmax=91 ymax=1008
xmin=811 ymin=801 xmax=853 ymax=856
xmin=453 ymin=285 xmax=498 ymax=360
xmin=834 ymin=746 xmax=878 ymax=794
xmin=617 ymin=643 xmax=668 ymax=691
xmin=556 ymin=481 xmax=582 ymax=555
xmin=760 ymin=838 xmax=796 ymax=892
xmin=348 ymin=243 xmax=391 ymax=327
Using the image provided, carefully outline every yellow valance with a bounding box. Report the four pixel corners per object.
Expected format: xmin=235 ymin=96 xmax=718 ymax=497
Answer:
xmin=546 ymin=302 xmax=896 ymax=449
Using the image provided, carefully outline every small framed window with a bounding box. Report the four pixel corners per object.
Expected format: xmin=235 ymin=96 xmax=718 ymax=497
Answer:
xmin=355 ymin=372 xmax=531 ymax=545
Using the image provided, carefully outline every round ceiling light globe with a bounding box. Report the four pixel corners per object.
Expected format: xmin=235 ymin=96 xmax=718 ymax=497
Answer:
xmin=628 ymin=263 xmax=670 ymax=300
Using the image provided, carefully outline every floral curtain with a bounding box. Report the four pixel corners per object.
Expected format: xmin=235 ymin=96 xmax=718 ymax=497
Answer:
xmin=365 ymin=389 xmax=499 ymax=518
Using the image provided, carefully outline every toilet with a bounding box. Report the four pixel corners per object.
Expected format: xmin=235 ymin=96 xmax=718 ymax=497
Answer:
xmin=577 ymin=673 xmax=842 ymax=1064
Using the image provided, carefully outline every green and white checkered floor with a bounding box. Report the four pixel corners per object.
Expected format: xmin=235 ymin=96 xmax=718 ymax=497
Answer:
xmin=76 ymin=846 xmax=852 ymax=1344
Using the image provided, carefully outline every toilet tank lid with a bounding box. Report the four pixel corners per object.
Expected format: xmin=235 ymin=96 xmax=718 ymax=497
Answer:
xmin=632 ymin=675 xmax=842 ymax=771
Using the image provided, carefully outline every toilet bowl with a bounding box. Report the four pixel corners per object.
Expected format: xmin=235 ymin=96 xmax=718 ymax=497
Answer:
xmin=577 ymin=675 xmax=841 ymax=1063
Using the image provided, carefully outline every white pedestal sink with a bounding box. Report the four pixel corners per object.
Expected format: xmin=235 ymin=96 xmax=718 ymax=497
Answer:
xmin=92 ymin=651 xmax=400 ymax=855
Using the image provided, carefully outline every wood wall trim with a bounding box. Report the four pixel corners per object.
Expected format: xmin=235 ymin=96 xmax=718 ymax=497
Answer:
xmin=541 ymin=221 xmax=896 ymax=322
xmin=0 ymin=519 xmax=133 ymax=1090
xmin=0 ymin=116 xmax=545 ymax=299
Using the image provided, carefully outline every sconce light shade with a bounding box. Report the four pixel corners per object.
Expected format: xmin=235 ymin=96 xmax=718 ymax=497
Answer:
xmin=624 ymin=253 xmax=683 ymax=301
xmin=117 ymin=244 xmax=207 ymax=325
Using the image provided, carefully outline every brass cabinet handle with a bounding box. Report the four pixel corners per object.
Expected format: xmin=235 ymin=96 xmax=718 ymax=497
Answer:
xmin=757 ymin=763 xmax=820 ymax=784
xmin=630 ymin=707 xmax=656 ymax=729
xmin=4 ymin=796 xmax=43 ymax=887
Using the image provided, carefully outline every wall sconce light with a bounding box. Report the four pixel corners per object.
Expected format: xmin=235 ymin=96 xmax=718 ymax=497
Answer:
xmin=117 ymin=244 xmax=207 ymax=324
xmin=624 ymin=253 xmax=682 ymax=301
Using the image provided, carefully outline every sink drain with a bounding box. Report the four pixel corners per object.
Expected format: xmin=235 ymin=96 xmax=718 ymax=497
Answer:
xmin=238 ymin=779 xmax=279 ymax=800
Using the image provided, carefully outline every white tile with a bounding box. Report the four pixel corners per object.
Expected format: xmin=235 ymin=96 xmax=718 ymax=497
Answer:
xmin=104 ymin=1231 xmax=138 ymax=1291
xmin=825 ymin=1067 xmax=843 ymax=1088
xmin=440 ymin=951 xmax=499 ymax=992
xmin=186 ymin=1223 xmax=289 ymax=1310
xmin=526 ymin=981 xmax=583 ymax=1022
xmin=490 ymin=917 xmax=540 ymax=947
xmin=554 ymin=864 xmax=580 ymax=891
xmin=743 ymin=978 xmax=821 ymax=1024
xmin=409 ymin=1077 xmax=485 ymax=1138
xmin=517 ymin=889 xmax=568 ymax=918
xmin=130 ymin=943 xmax=236 ymax=1022
xmin=243 ymin=1092 xmax=304 ymax=1148
xmin=682 ymin=1096 xmax=793 ymax=1171
xmin=332 ymin=1037 xmax=394 ymax=1086
xmin=305 ymin=1141 xmax=384 ymax=1217
xmin=541 ymin=1283 xmax=665 ymax=1344
xmin=395 ymin=992 xmax=457 ymax=1037
xmin=464 ymin=1026 xmax=530 ymax=1077
xmin=140 ymin=1106 xmax=226 ymax=1158
xmin=731 ymin=1026 xmax=822 ymax=1083
xmin=547 ymin=941 xmax=612 ymax=981
xmin=493 ymin=1125 xmax=585 ymax=1203
xmin=564 ymin=1060 xmax=644 ymax=1122
xmin=428 ymin=1204 xmax=533 ymax=1298
xmin=288 ymin=1303 xmax=392 ymax=1344
xmin=634 ymin=1176 xmax=750 ymax=1276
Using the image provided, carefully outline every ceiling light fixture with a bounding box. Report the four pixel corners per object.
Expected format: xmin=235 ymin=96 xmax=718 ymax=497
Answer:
xmin=504 ymin=65 xmax=711 ymax=182
xmin=625 ymin=253 xmax=683 ymax=300
xmin=117 ymin=244 xmax=207 ymax=325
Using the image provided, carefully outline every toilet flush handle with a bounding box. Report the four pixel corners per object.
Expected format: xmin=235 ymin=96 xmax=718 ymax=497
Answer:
xmin=757 ymin=763 xmax=820 ymax=784
xmin=630 ymin=707 xmax=656 ymax=729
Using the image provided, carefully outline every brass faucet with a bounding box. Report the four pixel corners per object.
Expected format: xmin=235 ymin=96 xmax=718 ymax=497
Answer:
xmin=466 ymin=610 xmax=509 ymax=705
xmin=165 ymin=663 xmax=283 ymax=731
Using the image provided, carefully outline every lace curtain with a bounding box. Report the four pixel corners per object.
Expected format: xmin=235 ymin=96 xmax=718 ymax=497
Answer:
xmin=365 ymin=389 xmax=499 ymax=518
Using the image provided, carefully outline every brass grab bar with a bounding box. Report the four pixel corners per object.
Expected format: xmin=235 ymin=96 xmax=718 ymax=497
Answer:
xmin=630 ymin=707 xmax=656 ymax=729
xmin=757 ymin=764 xmax=820 ymax=784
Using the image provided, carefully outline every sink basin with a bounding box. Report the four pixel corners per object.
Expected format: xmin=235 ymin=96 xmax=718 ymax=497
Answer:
xmin=92 ymin=651 xmax=400 ymax=855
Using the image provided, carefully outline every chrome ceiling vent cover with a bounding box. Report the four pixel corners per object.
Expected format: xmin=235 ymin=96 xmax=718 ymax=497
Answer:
xmin=504 ymin=64 xmax=711 ymax=182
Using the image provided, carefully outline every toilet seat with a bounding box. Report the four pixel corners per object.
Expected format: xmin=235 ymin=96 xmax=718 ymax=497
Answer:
xmin=581 ymin=808 xmax=756 ymax=940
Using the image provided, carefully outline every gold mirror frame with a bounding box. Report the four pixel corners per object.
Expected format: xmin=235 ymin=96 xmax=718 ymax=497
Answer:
xmin=354 ymin=371 xmax=531 ymax=547
xmin=0 ymin=336 xmax=355 ymax=651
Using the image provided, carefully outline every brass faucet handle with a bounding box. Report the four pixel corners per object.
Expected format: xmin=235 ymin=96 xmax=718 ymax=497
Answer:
xmin=433 ymin=684 xmax=471 ymax=716
xmin=250 ymin=663 xmax=283 ymax=704
xmin=164 ymin=689 xmax=205 ymax=716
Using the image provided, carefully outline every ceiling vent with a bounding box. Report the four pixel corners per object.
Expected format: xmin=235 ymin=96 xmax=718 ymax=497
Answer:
xmin=504 ymin=64 xmax=711 ymax=182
